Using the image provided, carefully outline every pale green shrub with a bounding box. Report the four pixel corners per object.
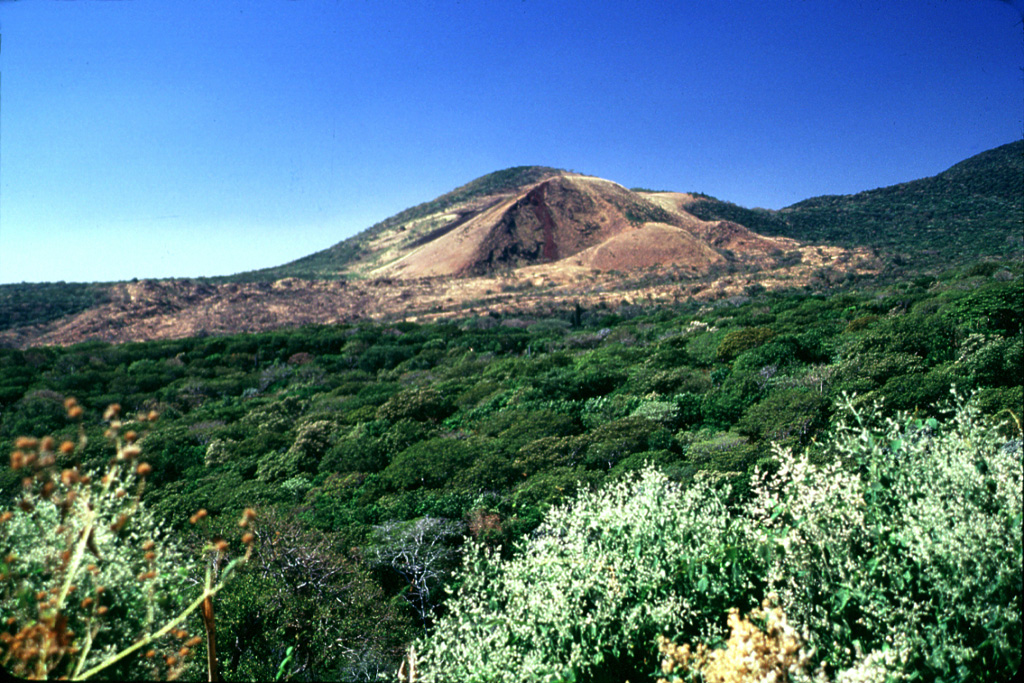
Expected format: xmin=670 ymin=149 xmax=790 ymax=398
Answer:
xmin=631 ymin=399 xmax=681 ymax=427
xmin=414 ymin=467 xmax=758 ymax=682
xmin=418 ymin=390 xmax=1021 ymax=682
xmin=745 ymin=390 xmax=1022 ymax=680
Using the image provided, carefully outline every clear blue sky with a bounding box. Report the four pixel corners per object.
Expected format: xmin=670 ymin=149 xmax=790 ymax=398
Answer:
xmin=1 ymin=0 xmax=1021 ymax=284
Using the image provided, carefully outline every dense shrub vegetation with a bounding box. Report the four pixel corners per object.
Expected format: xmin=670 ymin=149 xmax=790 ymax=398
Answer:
xmin=1 ymin=261 xmax=1021 ymax=680
xmin=0 ymin=282 xmax=110 ymax=332
xmin=415 ymin=392 xmax=1021 ymax=682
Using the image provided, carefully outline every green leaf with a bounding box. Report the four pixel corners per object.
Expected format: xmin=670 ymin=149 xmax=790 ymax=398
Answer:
xmin=834 ymin=588 xmax=850 ymax=613
xmin=275 ymin=646 xmax=295 ymax=682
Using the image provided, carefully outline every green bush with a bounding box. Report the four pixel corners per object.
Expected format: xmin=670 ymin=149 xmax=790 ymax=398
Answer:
xmin=320 ymin=422 xmax=388 ymax=474
xmin=376 ymin=387 xmax=454 ymax=423
xmin=715 ymin=327 xmax=776 ymax=362
xmin=415 ymin=467 xmax=754 ymax=682
xmin=943 ymin=279 xmax=1023 ymax=336
xmin=747 ymin=391 xmax=1022 ymax=679
xmin=736 ymin=387 xmax=828 ymax=447
xmin=382 ymin=437 xmax=478 ymax=491
xmin=218 ymin=508 xmax=412 ymax=681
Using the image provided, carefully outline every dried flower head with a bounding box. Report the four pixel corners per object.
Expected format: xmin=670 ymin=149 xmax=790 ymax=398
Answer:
xmin=238 ymin=507 xmax=257 ymax=527
xmin=110 ymin=513 xmax=129 ymax=532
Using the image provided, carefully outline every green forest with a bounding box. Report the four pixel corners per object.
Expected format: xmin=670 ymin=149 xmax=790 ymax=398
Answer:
xmin=1 ymin=261 xmax=1021 ymax=681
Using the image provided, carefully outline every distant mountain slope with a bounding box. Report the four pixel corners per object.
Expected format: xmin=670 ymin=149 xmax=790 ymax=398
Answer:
xmin=234 ymin=166 xmax=566 ymax=281
xmin=229 ymin=139 xmax=1021 ymax=283
xmin=0 ymin=282 xmax=110 ymax=332
xmin=235 ymin=167 xmax=802 ymax=282
xmin=685 ymin=139 xmax=1023 ymax=266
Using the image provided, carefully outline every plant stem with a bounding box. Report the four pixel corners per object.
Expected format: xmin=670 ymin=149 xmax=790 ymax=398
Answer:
xmin=77 ymin=552 xmax=246 ymax=680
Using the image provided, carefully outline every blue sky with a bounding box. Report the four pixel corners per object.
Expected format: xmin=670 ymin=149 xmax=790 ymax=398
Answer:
xmin=1 ymin=0 xmax=1021 ymax=284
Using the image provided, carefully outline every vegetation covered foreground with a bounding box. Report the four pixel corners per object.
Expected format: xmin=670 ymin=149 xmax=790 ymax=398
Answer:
xmin=1 ymin=263 xmax=1021 ymax=681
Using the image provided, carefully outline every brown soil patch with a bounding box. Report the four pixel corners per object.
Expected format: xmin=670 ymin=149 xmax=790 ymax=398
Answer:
xmin=576 ymin=223 xmax=725 ymax=272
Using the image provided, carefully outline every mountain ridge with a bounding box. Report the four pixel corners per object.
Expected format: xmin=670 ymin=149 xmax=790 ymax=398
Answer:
xmin=232 ymin=139 xmax=1022 ymax=282
xmin=237 ymin=169 xmax=804 ymax=282
xmin=685 ymin=139 xmax=1023 ymax=266
xmin=237 ymin=166 xmax=568 ymax=281
xmin=1 ymin=139 xmax=1020 ymax=348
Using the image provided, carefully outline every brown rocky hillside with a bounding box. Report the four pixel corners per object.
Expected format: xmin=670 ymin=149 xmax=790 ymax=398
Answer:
xmin=320 ymin=173 xmax=805 ymax=279
xmin=0 ymin=169 xmax=880 ymax=348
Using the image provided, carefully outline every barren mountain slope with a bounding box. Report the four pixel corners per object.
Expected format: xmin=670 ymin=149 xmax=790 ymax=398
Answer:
xmin=1 ymin=161 xmax=914 ymax=348
xmin=349 ymin=173 xmax=801 ymax=279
